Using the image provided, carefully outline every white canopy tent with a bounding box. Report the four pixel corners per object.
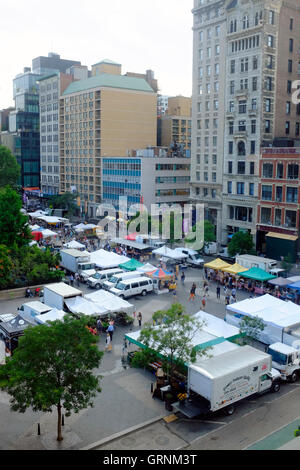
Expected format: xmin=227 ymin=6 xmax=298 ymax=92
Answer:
xmin=74 ymin=223 xmax=97 ymax=232
xmin=89 ymin=249 xmax=130 ymax=269
xmin=63 ymin=240 xmax=86 ymax=250
xmin=226 ymin=294 xmax=300 ymax=345
xmin=65 ymin=297 xmax=108 ymax=317
xmin=137 ymin=263 xmax=157 ymax=273
xmin=85 ymin=289 xmax=134 ymax=315
xmin=40 ymin=229 xmax=57 ymax=238
xmin=152 ymin=246 xmax=188 ymax=260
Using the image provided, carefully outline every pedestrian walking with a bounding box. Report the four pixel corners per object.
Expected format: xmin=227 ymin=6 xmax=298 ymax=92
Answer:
xmin=216 ymin=286 xmax=221 ymax=299
xmin=225 ymin=295 xmax=230 ymax=306
xmin=204 ymin=284 xmax=209 ymax=297
xmin=201 ymin=296 xmax=206 ymax=311
xmin=137 ymin=312 xmax=142 ymax=327
xmin=230 ymin=294 xmax=235 ymax=304
xmin=105 ymin=333 xmax=112 ymax=352
xmin=189 ymin=283 xmax=196 ymax=301
xmin=181 ymin=271 xmax=185 ymax=285
xmin=231 ymin=288 xmax=237 ymax=301
xmin=107 ymin=321 xmax=114 ymax=341
xmin=75 ymin=272 xmax=80 ymax=287
xmin=69 ymin=274 xmax=74 ymax=286
xmin=96 ymin=317 xmax=103 ymax=336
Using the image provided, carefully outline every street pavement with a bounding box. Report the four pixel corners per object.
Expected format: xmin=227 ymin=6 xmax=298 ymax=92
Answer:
xmin=0 ymin=263 xmax=298 ymax=450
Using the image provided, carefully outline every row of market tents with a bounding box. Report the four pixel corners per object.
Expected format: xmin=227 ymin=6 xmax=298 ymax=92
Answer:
xmin=204 ymin=258 xmax=276 ymax=282
xmin=204 ymin=258 xmax=300 ymax=291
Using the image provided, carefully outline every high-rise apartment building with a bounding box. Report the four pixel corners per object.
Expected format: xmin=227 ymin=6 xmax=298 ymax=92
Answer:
xmin=191 ymin=0 xmax=300 ymax=246
xmin=59 ymin=61 xmax=157 ymax=218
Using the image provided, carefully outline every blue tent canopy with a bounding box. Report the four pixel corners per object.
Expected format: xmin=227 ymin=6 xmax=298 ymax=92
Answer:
xmin=287 ymin=281 xmax=300 ymax=292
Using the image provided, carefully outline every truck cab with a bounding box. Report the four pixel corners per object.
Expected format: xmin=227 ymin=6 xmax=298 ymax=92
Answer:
xmin=77 ymin=263 xmax=96 ymax=282
xmin=267 ymin=342 xmax=300 ymax=382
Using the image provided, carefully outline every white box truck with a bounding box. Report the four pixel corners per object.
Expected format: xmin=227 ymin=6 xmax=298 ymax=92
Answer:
xmin=177 ymin=346 xmax=281 ymax=417
xmin=60 ymin=249 xmax=96 ymax=279
xmin=43 ymin=283 xmax=83 ymax=311
xmin=267 ymin=342 xmax=300 ymax=383
xmin=235 ymin=254 xmax=277 ymax=273
xmin=18 ymin=301 xmax=52 ymax=321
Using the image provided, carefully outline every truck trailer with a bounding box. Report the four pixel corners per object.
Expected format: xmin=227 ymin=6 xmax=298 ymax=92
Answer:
xmin=235 ymin=254 xmax=277 ymax=273
xmin=60 ymin=249 xmax=96 ymax=278
xmin=43 ymin=283 xmax=83 ymax=311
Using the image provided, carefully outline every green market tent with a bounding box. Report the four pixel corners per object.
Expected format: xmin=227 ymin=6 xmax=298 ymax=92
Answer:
xmin=237 ymin=267 xmax=276 ymax=282
xmin=119 ymin=258 xmax=144 ymax=271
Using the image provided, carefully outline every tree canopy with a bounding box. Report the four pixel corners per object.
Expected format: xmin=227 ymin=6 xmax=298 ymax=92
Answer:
xmin=0 ymin=186 xmax=32 ymax=248
xmin=138 ymin=303 xmax=210 ymax=383
xmin=0 ymin=316 xmax=103 ymax=441
xmin=0 ymin=145 xmax=20 ymax=188
xmin=49 ymin=192 xmax=78 ymax=217
xmin=228 ymin=232 xmax=255 ymax=257
xmin=239 ymin=316 xmax=265 ymax=344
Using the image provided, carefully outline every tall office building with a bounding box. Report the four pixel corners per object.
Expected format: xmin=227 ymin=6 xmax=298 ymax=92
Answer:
xmin=59 ymin=60 xmax=157 ymax=218
xmin=191 ymin=0 xmax=300 ymax=246
xmin=160 ymin=96 xmax=192 ymax=157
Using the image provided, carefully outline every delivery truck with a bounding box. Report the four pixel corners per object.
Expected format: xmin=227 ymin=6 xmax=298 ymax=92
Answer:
xmin=18 ymin=301 xmax=52 ymax=321
xmin=60 ymin=249 xmax=96 ymax=278
xmin=235 ymin=254 xmax=277 ymax=273
xmin=267 ymin=342 xmax=300 ymax=383
xmin=174 ymin=346 xmax=281 ymax=418
xmin=43 ymin=282 xmax=82 ymax=311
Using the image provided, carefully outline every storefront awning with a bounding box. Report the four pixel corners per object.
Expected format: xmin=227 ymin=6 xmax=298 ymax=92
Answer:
xmin=266 ymin=232 xmax=298 ymax=242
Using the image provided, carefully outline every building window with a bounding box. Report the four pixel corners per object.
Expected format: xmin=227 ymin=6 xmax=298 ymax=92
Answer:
xmin=288 ymin=60 xmax=293 ymax=73
xmin=228 ymin=181 xmax=232 ymax=194
xmin=269 ymin=10 xmax=275 ymax=25
xmin=250 ymin=141 xmax=256 ymax=154
xmin=263 ymin=163 xmax=273 ymax=178
xmin=286 ymin=121 xmax=290 ymax=135
xmin=289 ymin=39 xmax=294 ymax=53
xmin=262 ymin=185 xmax=272 ymax=201
xmin=237 ymin=141 xmax=246 ymax=156
xmin=265 ymin=120 xmax=271 ymax=133
xmin=261 ymin=207 xmax=272 ymax=224
xmin=286 ymin=187 xmax=298 ymax=203
xmin=287 ymin=164 xmax=299 ymax=179
xmin=228 ymin=161 xmax=233 ymax=174
xmin=237 ymin=182 xmax=245 ymax=195
xmin=275 ymin=209 xmax=281 ymax=226
xmin=285 ymin=210 xmax=297 ymax=228
xmin=238 ymin=161 xmax=246 ymax=174
xmin=267 ymin=35 xmax=274 ymax=48
xmin=277 ymin=164 xmax=283 ymax=178
xmin=249 ymin=183 xmax=254 ymax=196
xmin=250 ymin=162 xmax=255 ymax=175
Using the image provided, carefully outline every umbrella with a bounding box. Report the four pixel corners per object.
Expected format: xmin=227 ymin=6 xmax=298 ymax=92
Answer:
xmin=146 ymin=268 xmax=173 ymax=279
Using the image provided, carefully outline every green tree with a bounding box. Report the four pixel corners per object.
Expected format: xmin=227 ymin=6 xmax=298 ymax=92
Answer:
xmin=49 ymin=192 xmax=78 ymax=217
xmin=228 ymin=232 xmax=255 ymax=257
xmin=281 ymin=253 xmax=294 ymax=275
xmin=239 ymin=316 xmax=265 ymax=344
xmin=0 ymin=146 xmax=20 ymax=188
xmin=185 ymin=220 xmax=215 ymax=250
xmin=0 ymin=186 xmax=32 ymax=248
xmin=0 ymin=316 xmax=103 ymax=442
xmin=0 ymin=244 xmax=13 ymax=289
xmin=138 ymin=303 xmax=210 ymax=384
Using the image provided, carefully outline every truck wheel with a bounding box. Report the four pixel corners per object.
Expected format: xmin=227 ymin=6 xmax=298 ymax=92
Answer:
xmin=142 ymin=290 xmax=147 ymax=296
xmin=224 ymin=405 xmax=235 ymax=416
xmin=272 ymin=381 xmax=280 ymax=393
xmin=290 ymin=372 xmax=298 ymax=383
xmin=95 ymin=284 xmax=100 ymax=290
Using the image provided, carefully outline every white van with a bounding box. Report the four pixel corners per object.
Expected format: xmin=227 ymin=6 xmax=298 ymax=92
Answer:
xmin=174 ymin=248 xmax=204 ymax=268
xmin=103 ymin=271 xmax=143 ymax=291
xmin=87 ymin=268 xmax=124 ymax=289
xmin=111 ymin=277 xmax=154 ymax=299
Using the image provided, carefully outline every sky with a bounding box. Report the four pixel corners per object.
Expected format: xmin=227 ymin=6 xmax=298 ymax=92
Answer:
xmin=0 ymin=0 xmax=193 ymax=109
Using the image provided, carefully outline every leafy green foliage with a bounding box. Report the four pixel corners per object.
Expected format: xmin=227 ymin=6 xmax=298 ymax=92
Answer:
xmin=0 ymin=186 xmax=32 ymax=248
xmin=228 ymin=232 xmax=255 ymax=257
xmin=281 ymin=253 xmax=294 ymax=274
xmin=185 ymin=220 xmax=215 ymax=248
xmin=0 ymin=316 xmax=103 ymax=441
xmin=138 ymin=303 xmax=209 ymax=383
xmin=0 ymin=146 xmax=20 ymax=188
xmin=0 ymin=245 xmax=13 ymax=289
xmin=239 ymin=316 xmax=265 ymax=343
xmin=49 ymin=192 xmax=78 ymax=217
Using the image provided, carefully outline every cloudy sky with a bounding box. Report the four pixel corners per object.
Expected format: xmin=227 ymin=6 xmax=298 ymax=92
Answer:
xmin=0 ymin=0 xmax=193 ymax=109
